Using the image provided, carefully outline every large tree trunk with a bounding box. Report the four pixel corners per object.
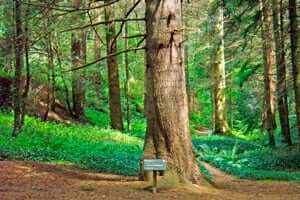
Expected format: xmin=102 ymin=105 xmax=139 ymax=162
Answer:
xmin=289 ymin=0 xmax=300 ymax=144
xmin=71 ymin=0 xmax=86 ymax=120
xmin=209 ymin=1 xmax=230 ymax=134
xmin=272 ymin=0 xmax=292 ymax=145
xmin=261 ymin=0 xmax=277 ymax=146
xmin=12 ymin=0 xmax=25 ymax=137
xmin=142 ymin=0 xmax=203 ymax=184
xmin=105 ymin=0 xmax=123 ymax=131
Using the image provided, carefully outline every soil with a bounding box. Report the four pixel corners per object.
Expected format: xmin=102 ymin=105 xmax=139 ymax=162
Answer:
xmin=1 ymin=160 xmax=300 ymax=200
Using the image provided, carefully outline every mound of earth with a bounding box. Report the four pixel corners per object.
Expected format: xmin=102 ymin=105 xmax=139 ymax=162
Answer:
xmin=0 ymin=76 xmax=76 ymax=124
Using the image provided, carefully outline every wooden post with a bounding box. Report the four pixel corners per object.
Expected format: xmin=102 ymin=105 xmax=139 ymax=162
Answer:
xmin=153 ymin=170 xmax=157 ymax=193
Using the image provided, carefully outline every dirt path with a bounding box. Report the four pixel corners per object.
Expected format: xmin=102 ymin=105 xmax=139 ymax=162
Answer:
xmin=0 ymin=160 xmax=300 ymax=200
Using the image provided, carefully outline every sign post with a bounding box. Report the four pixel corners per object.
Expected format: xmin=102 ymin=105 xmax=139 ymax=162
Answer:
xmin=143 ymin=159 xmax=167 ymax=194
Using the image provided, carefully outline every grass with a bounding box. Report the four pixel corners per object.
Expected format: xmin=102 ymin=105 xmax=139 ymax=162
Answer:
xmin=1 ymin=112 xmax=300 ymax=182
xmin=0 ymin=113 xmax=143 ymax=176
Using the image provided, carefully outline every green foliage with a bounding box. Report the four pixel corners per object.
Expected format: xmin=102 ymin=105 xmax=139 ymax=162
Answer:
xmin=1 ymin=113 xmax=300 ymax=181
xmin=0 ymin=68 xmax=13 ymax=78
xmin=194 ymin=135 xmax=300 ymax=181
xmin=84 ymin=108 xmax=110 ymax=128
xmin=0 ymin=113 xmax=143 ymax=176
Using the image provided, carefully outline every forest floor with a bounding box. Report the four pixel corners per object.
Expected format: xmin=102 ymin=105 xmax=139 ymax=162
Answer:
xmin=1 ymin=160 xmax=300 ymax=200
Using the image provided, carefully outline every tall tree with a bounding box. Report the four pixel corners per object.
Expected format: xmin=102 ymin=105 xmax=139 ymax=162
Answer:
xmin=261 ymin=0 xmax=277 ymax=146
xmin=209 ymin=1 xmax=230 ymax=134
xmin=289 ymin=0 xmax=300 ymax=143
xmin=105 ymin=0 xmax=123 ymax=130
xmin=142 ymin=0 xmax=203 ymax=183
xmin=44 ymin=7 xmax=56 ymax=121
xmin=272 ymin=0 xmax=292 ymax=145
xmin=71 ymin=0 xmax=86 ymax=120
xmin=12 ymin=0 xmax=25 ymax=137
xmin=124 ymin=19 xmax=131 ymax=131
xmin=93 ymin=4 xmax=103 ymax=104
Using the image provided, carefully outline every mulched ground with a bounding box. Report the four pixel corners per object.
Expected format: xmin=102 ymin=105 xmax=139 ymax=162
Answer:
xmin=1 ymin=160 xmax=300 ymax=200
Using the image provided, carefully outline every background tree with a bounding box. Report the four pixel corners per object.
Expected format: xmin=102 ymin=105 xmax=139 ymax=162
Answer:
xmin=71 ymin=0 xmax=86 ymax=120
xmin=105 ymin=0 xmax=123 ymax=131
xmin=272 ymin=0 xmax=292 ymax=145
xmin=208 ymin=0 xmax=230 ymax=134
xmin=261 ymin=0 xmax=277 ymax=147
xmin=289 ymin=0 xmax=300 ymax=144
xmin=12 ymin=0 xmax=25 ymax=137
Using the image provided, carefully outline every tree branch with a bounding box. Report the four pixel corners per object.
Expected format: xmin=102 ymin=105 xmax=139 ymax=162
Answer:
xmin=63 ymin=47 xmax=145 ymax=73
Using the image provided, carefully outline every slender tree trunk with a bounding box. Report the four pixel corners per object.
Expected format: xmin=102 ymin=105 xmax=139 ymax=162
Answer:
xmin=44 ymin=31 xmax=55 ymax=121
xmin=272 ymin=0 xmax=292 ymax=145
xmin=289 ymin=0 xmax=300 ymax=144
xmin=71 ymin=0 xmax=86 ymax=120
xmin=12 ymin=0 xmax=25 ymax=137
xmin=142 ymin=0 xmax=204 ymax=184
xmin=124 ymin=19 xmax=131 ymax=131
xmin=261 ymin=0 xmax=277 ymax=147
xmin=22 ymin=0 xmax=31 ymax=125
xmin=44 ymin=10 xmax=56 ymax=121
xmin=105 ymin=0 xmax=123 ymax=130
xmin=53 ymin=38 xmax=73 ymax=116
xmin=93 ymin=6 xmax=103 ymax=104
xmin=209 ymin=1 xmax=230 ymax=134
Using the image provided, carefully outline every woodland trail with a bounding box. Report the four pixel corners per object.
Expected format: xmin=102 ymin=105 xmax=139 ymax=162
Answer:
xmin=0 ymin=160 xmax=300 ymax=200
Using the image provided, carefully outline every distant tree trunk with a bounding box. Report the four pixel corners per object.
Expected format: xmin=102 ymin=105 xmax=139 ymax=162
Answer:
xmin=289 ymin=0 xmax=300 ymax=144
xmin=209 ymin=1 xmax=230 ymax=134
xmin=272 ymin=0 xmax=292 ymax=145
xmin=71 ymin=0 xmax=86 ymax=120
xmin=261 ymin=0 xmax=277 ymax=147
xmin=44 ymin=10 xmax=56 ymax=121
xmin=142 ymin=0 xmax=204 ymax=184
xmin=105 ymin=0 xmax=123 ymax=131
xmin=53 ymin=38 xmax=73 ymax=116
xmin=12 ymin=0 xmax=25 ymax=137
xmin=124 ymin=19 xmax=131 ymax=131
xmin=93 ymin=5 xmax=103 ymax=104
xmin=22 ymin=0 xmax=31 ymax=125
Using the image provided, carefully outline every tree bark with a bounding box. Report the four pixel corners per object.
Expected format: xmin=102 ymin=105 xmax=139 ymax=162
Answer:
xmin=261 ymin=0 xmax=277 ymax=146
xmin=12 ymin=0 xmax=25 ymax=137
xmin=71 ymin=0 xmax=86 ymax=120
xmin=209 ymin=1 xmax=230 ymax=134
xmin=105 ymin=0 xmax=123 ymax=131
xmin=143 ymin=0 xmax=203 ymax=184
xmin=289 ymin=0 xmax=300 ymax=144
xmin=272 ymin=0 xmax=292 ymax=145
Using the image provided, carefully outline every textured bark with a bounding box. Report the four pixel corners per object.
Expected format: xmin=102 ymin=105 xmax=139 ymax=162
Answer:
xmin=272 ymin=0 xmax=292 ymax=145
xmin=105 ymin=0 xmax=123 ymax=131
xmin=289 ymin=0 xmax=300 ymax=143
xmin=143 ymin=0 xmax=203 ymax=184
xmin=12 ymin=0 xmax=25 ymax=137
xmin=209 ymin=2 xmax=230 ymax=134
xmin=71 ymin=0 xmax=86 ymax=120
xmin=261 ymin=0 xmax=277 ymax=146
